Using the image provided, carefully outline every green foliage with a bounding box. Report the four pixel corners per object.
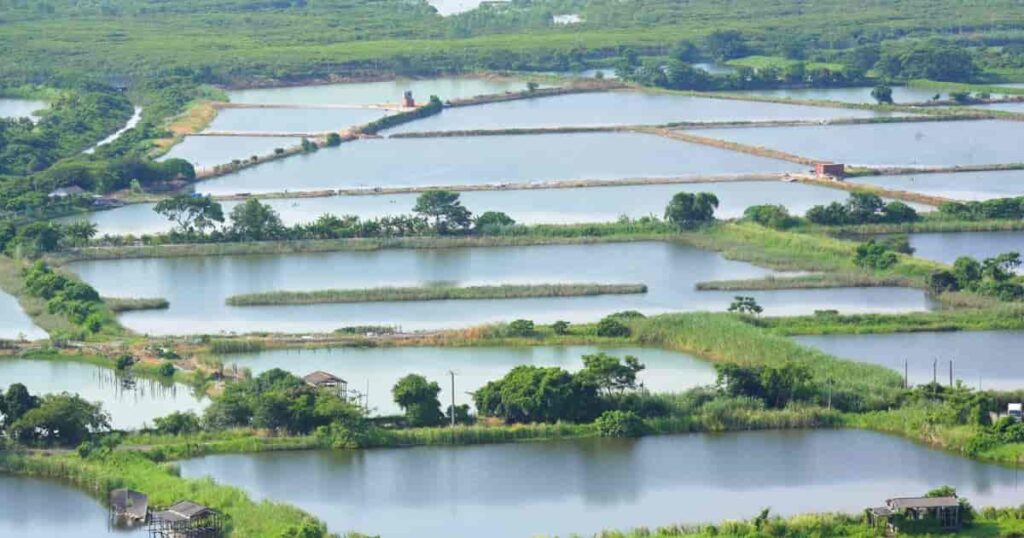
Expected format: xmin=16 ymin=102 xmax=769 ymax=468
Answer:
xmin=878 ymin=39 xmax=979 ymax=82
xmin=949 ymin=252 xmax=1024 ymax=301
xmin=21 ymin=261 xmax=115 ymax=334
xmin=230 ymin=198 xmax=286 ymax=241
xmin=413 ymin=190 xmax=472 ymax=235
xmin=474 ymin=211 xmax=515 ymax=233
xmin=154 ymin=194 xmax=225 ymax=235
xmin=152 ymin=411 xmax=202 ymax=435
xmin=715 ymin=362 xmax=815 ymax=409
xmin=728 ymin=295 xmax=763 ymax=315
xmin=114 ymin=354 xmax=135 ymax=371
xmin=552 ymin=320 xmax=570 ymax=335
xmin=853 ymin=240 xmax=899 ymax=270
xmin=870 ymin=84 xmax=893 ymax=104
xmin=324 ymin=133 xmax=342 ymax=147
xmin=157 ymin=362 xmax=176 ymax=377
xmin=577 ymin=353 xmax=645 ymax=396
xmin=392 ymin=374 xmax=444 ymax=427
xmin=665 ymin=192 xmax=718 ymax=229
xmin=807 ymin=193 xmax=918 ymax=226
xmin=596 ymin=315 xmax=631 ymax=337
xmin=594 ymin=410 xmax=645 ymax=437
xmin=939 ymin=196 xmax=1024 ymax=221
xmin=474 ymin=365 xmax=601 ymax=424
xmin=507 ymin=319 xmax=536 ymax=337
xmin=9 ymin=392 xmax=109 ymax=446
xmin=743 ymin=204 xmax=797 ymax=230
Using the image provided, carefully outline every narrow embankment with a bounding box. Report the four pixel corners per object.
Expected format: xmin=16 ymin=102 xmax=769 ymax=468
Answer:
xmin=103 ymin=297 xmax=170 ymax=312
xmin=226 ymin=282 xmax=648 ymax=306
xmin=696 ymin=273 xmax=915 ymax=291
xmin=643 ymin=127 xmax=818 ymax=165
xmin=795 ymin=176 xmax=949 ymax=206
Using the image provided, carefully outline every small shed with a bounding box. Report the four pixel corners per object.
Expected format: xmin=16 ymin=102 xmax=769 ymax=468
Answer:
xmin=304 ymin=370 xmax=348 ymax=397
xmin=48 ymin=185 xmax=86 ymax=198
xmin=148 ymin=500 xmax=224 ymax=538
xmin=814 ymin=162 xmax=845 ymax=178
xmin=109 ymin=488 xmax=149 ymax=524
xmin=403 ymin=90 xmax=415 ymax=107
xmin=886 ymin=496 xmax=961 ymax=529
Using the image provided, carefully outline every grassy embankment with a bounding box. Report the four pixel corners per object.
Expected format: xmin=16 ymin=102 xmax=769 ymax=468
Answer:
xmin=0 ymin=450 xmax=333 ymax=537
xmin=0 ymin=256 xmax=76 ymax=336
xmin=103 ymin=297 xmax=170 ymax=312
xmin=225 ymin=283 xmax=647 ymax=306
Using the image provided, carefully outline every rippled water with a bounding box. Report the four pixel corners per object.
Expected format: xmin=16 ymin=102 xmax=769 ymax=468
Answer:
xmin=0 ymin=290 xmax=45 ymax=340
xmin=849 ymin=169 xmax=1024 ymax=201
xmin=0 ymin=475 xmax=135 ymax=537
xmin=160 ymin=135 xmax=300 ymax=170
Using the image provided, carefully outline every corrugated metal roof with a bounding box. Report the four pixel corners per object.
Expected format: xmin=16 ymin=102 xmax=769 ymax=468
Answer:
xmin=887 ymin=496 xmax=959 ymax=509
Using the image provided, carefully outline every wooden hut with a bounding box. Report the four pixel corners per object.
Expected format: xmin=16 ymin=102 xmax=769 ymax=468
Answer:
xmin=109 ymin=488 xmax=149 ymax=525
xmin=303 ymin=370 xmax=347 ymax=398
xmin=868 ymin=495 xmax=961 ymax=532
xmin=148 ymin=500 xmax=224 ymax=538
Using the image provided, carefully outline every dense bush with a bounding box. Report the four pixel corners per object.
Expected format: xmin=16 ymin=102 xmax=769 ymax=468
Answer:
xmin=806 ymin=193 xmax=917 ymax=226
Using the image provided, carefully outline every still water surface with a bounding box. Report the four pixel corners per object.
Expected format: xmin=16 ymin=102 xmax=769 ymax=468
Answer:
xmin=905 ymin=231 xmax=1024 ymax=266
xmin=730 ymin=86 xmax=940 ymax=104
xmin=67 ymin=242 xmax=933 ymax=335
xmin=386 ymin=91 xmax=895 ymax=133
xmin=178 ymin=429 xmax=1024 ymax=538
xmin=197 ymin=132 xmax=801 ymax=195
xmin=63 ymin=181 xmax=846 ymax=236
xmin=0 ymin=290 xmax=45 ymax=340
xmin=795 ymin=331 xmax=1024 ymax=390
xmin=223 ymin=345 xmax=715 ymax=415
xmin=0 ymin=475 xmax=133 ymax=537
xmin=698 ymin=120 xmax=1024 ymax=166
xmin=849 ymin=169 xmax=1024 ymax=201
xmin=0 ymin=98 xmax=46 ymax=119
xmin=205 ymin=107 xmax=390 ymax=133
xmin=0 ymin=359 xmax=207 ymax=429
xmin=161 ymin=135 xmax=300 ymax=170
xmin=227 ymin=77 xmax=535 ymax=106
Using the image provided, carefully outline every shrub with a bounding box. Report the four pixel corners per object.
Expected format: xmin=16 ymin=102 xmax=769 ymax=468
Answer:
xmin=552 ymin=320 xmax=570 ymax=335
xmin=595 ymin=410 xmax=645 ymax=437
xmin=507 ymin=319 xmax=535 ymax=337
xmin=157 ymin=362 xmax=175 ymax=377
xmin=596 ymin=316 xmax=631 ymax=337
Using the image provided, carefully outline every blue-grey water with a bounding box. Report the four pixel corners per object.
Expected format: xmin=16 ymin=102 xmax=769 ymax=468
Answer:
xmin=0 ymin=290 xmax=45 ymax=340
xmin=61 ymin=181 xmax=847 ymax=236
xmin=0 ymin=475 xmax=137 ymax=537
xmin=697 ymin=120 xmax=1024 ymax=167
xmin=177 ymin=429 xmax=1024 ymax=538
xmin=904 ymin=231 xmax=1024 ymax=266
xmin=0 ymin=98 xmax=46 ymax=119
xmin=385 ymin=91 xmax=897 ymax=133
xmin=730 ymin=86 xmax=942 ymax=105
xmin=196 ymin=132 xmax=802 ymax=195
xmin=227 ymin=77 xmax=538 ymax=106
xmin=849 ymin=170 xmax=1024 ymax=201
xmin=67 ymin=242 xmax=933 ymax=335
xmin=160 ymin=135 xmax=301 ymax=170
xmin=795 ymin=330 xmax=1024 ymax=390
xmin=205 ymin=107 xmax=390 ymax=134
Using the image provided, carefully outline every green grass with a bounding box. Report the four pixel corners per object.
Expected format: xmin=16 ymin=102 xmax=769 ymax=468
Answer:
xmin=225 ymin=283 xmax=648 ymax=306
xmin=725 ymin=55 xmax=847 ymax=73
xmin=0 ymin=450 xmax=332 ymax=538
xmin=103 ymin=297 xmax=169 ymax=312
xmin=696 ymin=273 xmax=913 ymax=291
xmin=752 ymin=306 xmax=1024 ymax=336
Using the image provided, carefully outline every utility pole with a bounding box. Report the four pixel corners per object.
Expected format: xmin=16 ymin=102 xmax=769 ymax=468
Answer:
xmin=827 ymin=377 xmax=832 ymax=411
xmin=949 ymin=360 xmax=953 ymax=387
xmin=449 ymin=370 xmax=456 ymax=428
xmin=904 ymin=359 xmax=909 ymax=389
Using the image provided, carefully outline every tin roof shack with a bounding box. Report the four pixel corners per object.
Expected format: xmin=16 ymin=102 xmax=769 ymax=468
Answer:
xmin=148 ymin=501 xmax=224 ymax=538
xmin=304 ymin=370 xmax=347 ymax=398
xmin=109 ymin=488 xmax=149 ymax=526
xmin=870 ymin=496 xmax=961 ymax=533
xmin=814 ymin=162 xmax=845 ymax=178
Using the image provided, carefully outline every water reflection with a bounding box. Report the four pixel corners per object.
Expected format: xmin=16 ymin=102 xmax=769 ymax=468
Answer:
xmin=0 ymin=474 xmax=139 ymax=537
xmin=178 ymin=429 xmax=1024 ymax=538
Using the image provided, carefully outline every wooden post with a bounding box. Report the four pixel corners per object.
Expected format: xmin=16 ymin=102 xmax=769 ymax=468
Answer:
xmin=949 ymin=360 xmax=953 ymax=387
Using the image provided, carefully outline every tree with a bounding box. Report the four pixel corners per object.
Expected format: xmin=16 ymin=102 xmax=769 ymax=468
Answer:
xmin=473 ymin=366 xmax=600 ymax=423
xmin=474 ymin=211 xmax=515 ymax=233
xmin=526 ymin=81 xmax=539 ymax=92
xmin=704 ymin=30 xmax=747 ymax=61
xmin=854 ymin=240 xmax=899 ymax=270
xmin=325 ymin=133 xmax=342 ymax=147
xmin=61 ymin=221 xmax=97 ymax=247
xmin=2 ymin=383 xmax=38 ymax=428
xmin=596 ymin=316 xmax=630 ymax=337
xmin=230 ymin=198 xmax=284 ymax=240
xmin=927 ymin=270 xmax=960 ymax=294
xmin=728 ymin=296 xmax=763 ymax=315
xmin=578 ymin=353 xmax=645 ymax=395
xmin=871 ymin=84 xmax=894 ymax=104
xmin=669 ymin=40 xmax=699 ymax=62
xmin=413 ymin=190 xmax=471 ymax=234
xmin=10 ymin=393 xmax=109 ymax=446
xmin=154 ymin=194 xmax=224 ymax=235
xmin=551 ymin=320 xmax=570 ymax=335
xmin=392 ymin=374 xmax=443 ymax=427
xmin=508 ymin=319 xmax=535 ymax=337
xmin=594 ymin=410 xmax=645 ymax=437
xmin=744 ymin=204 xmax=797 ymax=230
xmin=665 ymin=192 xmax=718 ymax=229
xmin=981 ymin=252 xmax=1021 ymax=282
xmin=153 ymin=411 xmax=202 ymax=435
xmin=953 ymin=256 xmax=982 ymax=289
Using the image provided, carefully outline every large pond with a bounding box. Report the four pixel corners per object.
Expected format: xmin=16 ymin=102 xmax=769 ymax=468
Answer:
xmin=729 ymin=85 xmax=940 ymax=105
xmin=697 ymin=120 xmax=1024 ymax=167
xmin=226 ymin=77 xmax=537 ymax=106
xmin=385 ymin=91 xmax=897 ymax=133
xmin=64 ymin=181 xmax=847 ymax=236
xmin=67 ymin=242 xmax=932 ymax=335
xmin=0 ymin=290 xmax=46 ymax=340
xmin=160 ymin=135 xmax=300 ymax=170
xmin=795 ymin=330 xmax=1024 ymax=390
xmin=221 ymin=345 xmax=714 ymax=415
xmin=197 ymin=132 xmax=801 ymax=195
xmin=848 ymin=169 xmax=1024 ymax=201
xmin=0 ymin=475 xmax=132 ymax=537
xmin=0 ymin=359 xmax=207 ymax=429
xmin=205 ymin=107 xmax=390 ymax=134
xmin=0 ymin=98 xmax=46 ymax=119
xmin=902 ymin=231 xmax=1024 ymax=266
xmin=178 ymin=429 xmax=1024 ymax=538
xmin=972 ymin=101 xmax=1024 ymax=114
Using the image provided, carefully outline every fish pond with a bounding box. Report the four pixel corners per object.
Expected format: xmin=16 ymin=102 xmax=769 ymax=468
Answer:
xmin=900 ymin=231 xmax=1024 ymax=267
xmin=849 ymin=169 xmax=1024 ymax=201
xmin=220 ymin=345 xmax=715 ymax=415
xmin=0 ymin=475 xmax=131 ymax=537
xmin=385 ymin=91 xmax=898 ymax=133
xmin=65 ymin=181 xmax=848 ymax=236
xmin=226 ymin=77 xmax=538 ymax=106
xmin=160 ymin=135 xmax=300 ymax=170
xmin=0 ymin=290 xmax=46 ymax=340
xmin=729 ymin=85 xmax=940 ymax=105
xmin=204 ymin=107 xmax=390 ymax=134
xmin=0 ymin=98 xmax=46 ymax=119
xmin=0 ymin=358 xmax=207 ymax=429
xmin=67 ymin=242 xmax=933 ymax=335
xmin=177 ymin=429 xmax=1024 ymax=538
xmin=794 ymin=330 xmax=1024 ymax=390
xmin=697 ymin=120 xmax=1024 ymax=167
xmin=196 ymin=132 xmax=801 ymax=195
